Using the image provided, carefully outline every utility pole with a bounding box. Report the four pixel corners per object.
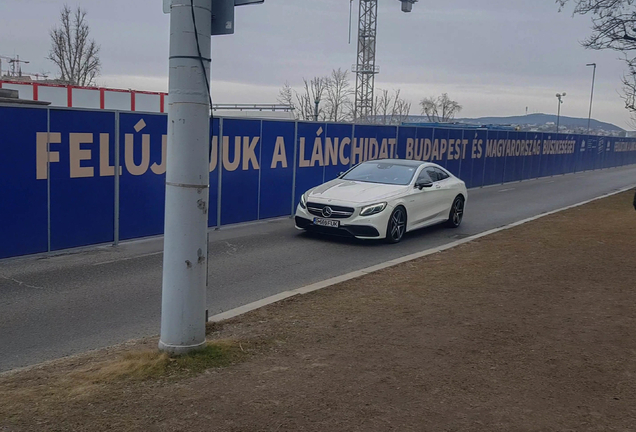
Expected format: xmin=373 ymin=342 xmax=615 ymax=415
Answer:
xmin=159 ymin=0 xmax=263 ymax=355
xmin=586 ymin=63 xmax=596 ymax=135
xmin=556 ymin=92 xmax=566 ymax=134
xmin=159 ymin=0 xmax=213 ymax=354
xmin=314 ymin=97 xmax=320 ymax=122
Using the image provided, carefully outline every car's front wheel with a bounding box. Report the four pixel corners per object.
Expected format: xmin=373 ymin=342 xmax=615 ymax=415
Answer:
xmin=385 ymin=206 xmax=407 ymax=243
xmin=446 ymin=196 xmax=465 ymax=228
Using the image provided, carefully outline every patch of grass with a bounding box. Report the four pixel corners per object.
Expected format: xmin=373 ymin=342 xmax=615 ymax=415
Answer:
xmin=164 ymin=339 xmax=246 ymax=376
xmin=0 ymin=339 xmax=263 ymax=423
xmin=73 ymin=340 xmax=249 ymax=383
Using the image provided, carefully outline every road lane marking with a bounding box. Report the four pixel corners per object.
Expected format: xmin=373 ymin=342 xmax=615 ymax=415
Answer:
xmin=0 ymin=273 xmax=43 ymax=290
xmin=92 ymin=251 xmax=163 ymax=266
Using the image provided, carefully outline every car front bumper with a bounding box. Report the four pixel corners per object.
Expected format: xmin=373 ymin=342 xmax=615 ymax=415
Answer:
xmin=294 ymin=203 xmax=393 ymax=240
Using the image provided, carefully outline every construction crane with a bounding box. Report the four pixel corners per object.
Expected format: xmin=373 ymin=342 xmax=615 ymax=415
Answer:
xmin=351 ymin=0 xmax=418 ymax=122
xmin=0 ymin=55 xmax=30 ymax=78
xmin=0 ymin=56 xmax=11 ymax=77
xmin=0 ymin=55 xmax=48 ymax=81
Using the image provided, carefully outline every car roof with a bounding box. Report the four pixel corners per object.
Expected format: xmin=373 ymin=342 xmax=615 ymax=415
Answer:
xmin=362 ymin=159 xmax=435 ymax=168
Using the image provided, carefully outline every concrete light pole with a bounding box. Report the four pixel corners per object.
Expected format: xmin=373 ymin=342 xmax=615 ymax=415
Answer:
xmin=586 ymin=63 xmax=596 ymax=135
xmin=159 ymin=0 xmax=212 ymax=354
xmin=556 ymin=92 xmax=566 ymax=134
xmin=159 ymin=0 xmax=263 ymax=355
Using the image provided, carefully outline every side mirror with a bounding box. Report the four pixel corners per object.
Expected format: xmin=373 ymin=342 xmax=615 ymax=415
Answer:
xmin=415 ymin=181 xmax=433 ymax=190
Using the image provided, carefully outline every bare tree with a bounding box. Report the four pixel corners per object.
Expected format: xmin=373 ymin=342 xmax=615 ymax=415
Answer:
xmin=324 ymin=68 xmax=354 ymax=122
xmin=48 ymin=5 xmax=101 ymax=86
xmin=391 ymin=89 xmax=412 ymax=124
xmin=279 ymin=68 xmax=355 ymax=122
xmin=419 ymin=93 xmax=462 ymax=123
xmin=294 ymin=77 xmax=328 ymax=121
xmin=556 ymin=0 xmax=636 ymax=113
xmin=374 ymin=89 xmax=393 ymax=125
xmin=277 ymin=81 xmax=298 ymax=119
xmin=371 ymin=88 xmax=412 ymax=125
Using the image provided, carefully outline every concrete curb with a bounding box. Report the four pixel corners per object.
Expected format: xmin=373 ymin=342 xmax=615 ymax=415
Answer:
xmin=209 ymin=185 xmax=636 ymax=323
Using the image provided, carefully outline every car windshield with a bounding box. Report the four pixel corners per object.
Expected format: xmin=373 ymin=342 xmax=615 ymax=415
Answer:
xmin=342 ymin=162 xmax=417 ymax=185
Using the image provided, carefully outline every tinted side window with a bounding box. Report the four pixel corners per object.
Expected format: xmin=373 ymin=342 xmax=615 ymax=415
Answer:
xmin=434 ymin=168 xmax=450 ymax=180
xmin=417 ymin=170 xmax=432 ymax=183
xmin=426 ymin=168 xmax=439 ymax=182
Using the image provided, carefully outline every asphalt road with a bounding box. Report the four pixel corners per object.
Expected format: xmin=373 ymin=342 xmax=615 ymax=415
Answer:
xmin=1 ymin=166 xmax=635 ymax=372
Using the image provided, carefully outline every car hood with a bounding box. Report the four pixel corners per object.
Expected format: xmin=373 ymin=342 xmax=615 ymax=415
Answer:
xmin=307 ymin=179 xmax=408 ymax=204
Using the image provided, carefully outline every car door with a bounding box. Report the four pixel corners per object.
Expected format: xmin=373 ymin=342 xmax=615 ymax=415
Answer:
xmin=429 ymin=167 xmax=457 ymax=220
xmin=405 ymin=168 xmax=446 ymax=229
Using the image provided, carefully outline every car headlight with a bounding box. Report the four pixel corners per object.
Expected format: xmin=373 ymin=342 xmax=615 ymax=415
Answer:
xmin=299 ymin=192 xmax=309 ymax=209
xmin=360 ymin=202 xmax=387 ymax=216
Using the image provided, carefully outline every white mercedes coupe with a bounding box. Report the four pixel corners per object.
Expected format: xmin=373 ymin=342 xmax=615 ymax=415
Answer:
xmin=295 ymin=159 xmax=467 ymax=243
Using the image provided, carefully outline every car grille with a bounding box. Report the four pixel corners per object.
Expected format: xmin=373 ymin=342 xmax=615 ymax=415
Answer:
xmin=295 ymin=216 xmax=380 ymax=238
xmin=306 ymin=202 xmax=355 ymax=219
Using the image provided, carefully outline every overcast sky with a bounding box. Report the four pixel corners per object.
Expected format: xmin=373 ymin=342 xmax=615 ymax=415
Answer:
xmin=2 ymin=0 xmax=634 ymax=129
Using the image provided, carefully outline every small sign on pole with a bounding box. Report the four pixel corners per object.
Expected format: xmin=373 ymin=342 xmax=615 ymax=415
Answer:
xmin=234 ymin=0 xmax=264 ymax=5
xmin=164 ymin=0 xmax=264 ymax=36
xmin=211 ymin=0 xmax=264 ymax=35
xmin=211 ymin=0 xmax=235 ymax=35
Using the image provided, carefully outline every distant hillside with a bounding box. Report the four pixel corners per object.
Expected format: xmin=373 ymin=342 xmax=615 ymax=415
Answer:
xmin=455 ymin=114 xmax=624 ymax=132
xmin=403 ymin=113 xmax=623 ymax=132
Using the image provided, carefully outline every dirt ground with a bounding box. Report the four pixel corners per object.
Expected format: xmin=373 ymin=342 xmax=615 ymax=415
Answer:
xmin=1 ymin=190 xmax=636 ymax=432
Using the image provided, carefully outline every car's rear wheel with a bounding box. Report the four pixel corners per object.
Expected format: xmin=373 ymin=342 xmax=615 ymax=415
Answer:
xmin=446 ymin=196 xmax=465 ymax=228
xmin=385 ymin=206 xmax=407 ymax=243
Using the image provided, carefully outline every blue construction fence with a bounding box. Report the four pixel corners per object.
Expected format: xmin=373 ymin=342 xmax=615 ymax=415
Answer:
xmin=1 ymin=105 xmax=636 ymax=259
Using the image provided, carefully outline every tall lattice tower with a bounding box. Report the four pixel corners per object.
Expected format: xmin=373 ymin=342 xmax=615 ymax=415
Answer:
xmin=352 ymin=0 xmax=418 ymax=123
xmin=352 ymin=0 xmax=379 ymax=123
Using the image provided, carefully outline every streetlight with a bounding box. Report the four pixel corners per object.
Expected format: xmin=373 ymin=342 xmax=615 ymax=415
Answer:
xmin=556 ymin=92 xmax=566 ymax=133
xmin=586 ymin=63 xmax=597 ymax=135
xmin=314 ymin=96 xmax=320 ymax=122
xmin=400 ymin=0 xmax=418 ymax=12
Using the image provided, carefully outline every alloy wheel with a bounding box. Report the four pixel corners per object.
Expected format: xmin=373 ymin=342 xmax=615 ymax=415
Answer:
xmin=450 ymin=198 xmax=464 ymax=227
xmin=388 ymin=208 xmax=406 ymax=242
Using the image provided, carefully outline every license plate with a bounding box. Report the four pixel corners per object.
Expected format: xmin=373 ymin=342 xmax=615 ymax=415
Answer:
xmin=313 ymin=218 xmax=340 ymax=228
